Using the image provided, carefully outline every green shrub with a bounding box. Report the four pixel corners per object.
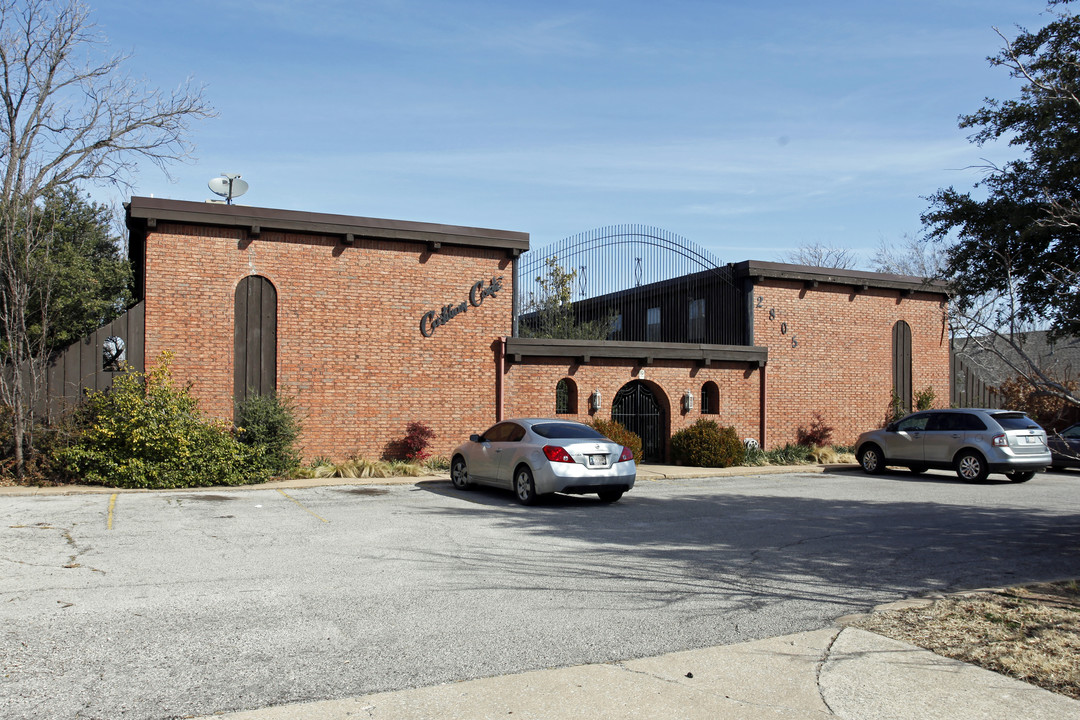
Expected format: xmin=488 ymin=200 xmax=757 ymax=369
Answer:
xmin=61 ymin=352 xmax=270 ymax=488
xmin=670 ymin=419 xmax=744 ymax=467
xmin=235 ymin=391 xmax=302 ymax=475
xmin=915 ymin=386 xmax=936 ymax=411
xmin=588 ymin=418 xmax=643 ymax=464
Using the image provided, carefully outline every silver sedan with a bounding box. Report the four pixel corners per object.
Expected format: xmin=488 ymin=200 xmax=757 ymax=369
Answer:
xmin=450 ymin=418 xmax=637 ymax=504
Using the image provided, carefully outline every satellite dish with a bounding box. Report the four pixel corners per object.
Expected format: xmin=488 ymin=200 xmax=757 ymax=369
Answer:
xmin=208 ymin=173 xmax=248 ymax=204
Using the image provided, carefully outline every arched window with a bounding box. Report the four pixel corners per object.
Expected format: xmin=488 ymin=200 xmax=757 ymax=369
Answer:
xmin=555 ymin=378 xmax=578 ymax=414
xmin=700 ymin=381 xmax=720 ymax=414
xmin=234 ymin=276 xmax=278 ymax=412
xmin=892 ymin=320 xmax=912 ymax=415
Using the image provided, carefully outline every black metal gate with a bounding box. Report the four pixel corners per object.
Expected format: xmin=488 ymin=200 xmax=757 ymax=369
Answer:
xmin=612 ymin=381 xmax=666 ymax=463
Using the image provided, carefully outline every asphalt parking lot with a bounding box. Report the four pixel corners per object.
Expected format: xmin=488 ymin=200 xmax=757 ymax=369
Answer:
xmin=2 ymin=468 xmax=1079 ymax=719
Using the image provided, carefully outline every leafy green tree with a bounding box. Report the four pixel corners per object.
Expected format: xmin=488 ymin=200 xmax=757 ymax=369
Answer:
xmin=923 ymin=0 xmax=1080 ymax=409
xmin=519 ymin=256 xmax=614 ymax=340
xmin=24 ymin=188 xmax=132 ymax=351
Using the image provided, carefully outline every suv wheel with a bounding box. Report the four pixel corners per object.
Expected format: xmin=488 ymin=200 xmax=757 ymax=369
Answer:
xmin=858 ymin=444 xmax=885 ymax=474
xmin=955 ymin=451 xmax=989 ymax=483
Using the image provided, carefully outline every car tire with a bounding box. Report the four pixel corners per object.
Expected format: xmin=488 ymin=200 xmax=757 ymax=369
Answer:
xmin=955 ymin=451 xmax=989 ymax=483
xmin=908 ymin=465 xmax=928 ymax=475
xmin=450 ymin=455 xmax=472 ymax=490
xmin=1006 ymin=470 xmax=1036 ymax=483
xmin=513 ymin=465 xmax=538 ymax=505
xmin=597 ymin=489 xmax=624 ymax=503
xmin=858 ymin=444 xmax=885 ymax=474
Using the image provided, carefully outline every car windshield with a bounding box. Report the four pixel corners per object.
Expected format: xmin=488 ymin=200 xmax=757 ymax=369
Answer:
xmin=531 ymin=422 xmax=606 ymax=440
xmin=1060 ymin=425 xmax=1080 ymax=439
xmin=991 ymin=413 xmax=1041 ymax=430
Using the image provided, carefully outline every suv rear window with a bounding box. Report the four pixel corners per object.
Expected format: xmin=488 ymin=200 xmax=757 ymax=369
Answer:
xmin=531 ymin=422 xmax=605 ymax=440
xmin=991 ymin=413 xmax=1040 ymax=430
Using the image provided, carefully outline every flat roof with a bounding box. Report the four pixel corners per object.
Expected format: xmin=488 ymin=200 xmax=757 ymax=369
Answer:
xmin=733 ymin=260 xmax=948 ymax=295
xmin=125 ymin=196 xmax=530 ymax=254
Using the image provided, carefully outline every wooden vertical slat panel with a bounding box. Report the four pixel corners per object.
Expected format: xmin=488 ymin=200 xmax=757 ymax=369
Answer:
xmin=79 ymin=336 xmax=95 ymax=400
xmin=128 ymin=301 xmax=145 ymax=372
xmin=246 ymin=277 xmax=262 ymax=397
xmin=234 ymin=281 xmax=248 ymax=409
xmin=93 ymin=327 xmax=108 ymax=391
xmin=261 ymin=281 xmax=277 ymax=394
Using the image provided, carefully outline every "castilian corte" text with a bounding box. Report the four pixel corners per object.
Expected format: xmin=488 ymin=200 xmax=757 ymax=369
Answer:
xmin=419 ymin=276 xmax=504 ymax=337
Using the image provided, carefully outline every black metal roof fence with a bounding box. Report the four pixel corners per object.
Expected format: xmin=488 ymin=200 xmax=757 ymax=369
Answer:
xmin=515 ymin=225 xmax=746 ymax=345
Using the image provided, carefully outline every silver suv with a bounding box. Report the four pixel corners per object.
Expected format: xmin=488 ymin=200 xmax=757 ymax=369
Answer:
xmin=855 ymin=409 xmax=1051 ymax=483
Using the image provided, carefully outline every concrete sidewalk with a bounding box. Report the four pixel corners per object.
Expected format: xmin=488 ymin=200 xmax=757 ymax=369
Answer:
xmin=199 ymin=625 xmax=1078 ymax=720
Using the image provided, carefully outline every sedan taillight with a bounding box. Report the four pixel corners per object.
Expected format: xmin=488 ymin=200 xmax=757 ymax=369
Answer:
xmin=992 ymin=434 xmax=1008 ymax=447
xmin=543 ymin=445 xmax=576 ymax=463
xmin=616 ymin=446 xmax=634 ymax=463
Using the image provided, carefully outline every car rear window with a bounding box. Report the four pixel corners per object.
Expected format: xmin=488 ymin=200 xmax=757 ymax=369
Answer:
xmin=531 ymin=422 xmax=605 ymax=440
xmin=991 ymin=412 xmax=1040 ymax=430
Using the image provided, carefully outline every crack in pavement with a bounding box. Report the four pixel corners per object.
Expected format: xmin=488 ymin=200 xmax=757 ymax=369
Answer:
xmin=814 ymin=627 xmax=842 ymax=716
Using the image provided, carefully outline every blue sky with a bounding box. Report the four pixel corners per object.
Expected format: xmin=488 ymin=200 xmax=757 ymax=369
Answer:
xmin=86 ymin=0 xmax=1052 ymax=266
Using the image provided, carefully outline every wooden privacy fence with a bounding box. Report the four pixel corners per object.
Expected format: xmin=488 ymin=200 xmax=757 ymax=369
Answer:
xmin=950 ymin=352 xmax=1001 ymax=409
xmin=33 ymin=301 xmax=145 ymax=421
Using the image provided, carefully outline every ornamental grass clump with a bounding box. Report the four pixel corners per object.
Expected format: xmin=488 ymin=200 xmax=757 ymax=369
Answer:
xmin=61 ymin=353 xmax=270 ymax=488
xmin=670 ymin=419 xmax=744 ymax=467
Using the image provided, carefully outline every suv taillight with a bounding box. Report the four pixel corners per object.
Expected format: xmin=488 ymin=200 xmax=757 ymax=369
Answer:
xmin=992 ymin=434 xmax=1008 ymax=447
xmin=616 ymin=446 xmax=634 ymax=463
xmin=543 ymin=445 xmax=576 ymax=463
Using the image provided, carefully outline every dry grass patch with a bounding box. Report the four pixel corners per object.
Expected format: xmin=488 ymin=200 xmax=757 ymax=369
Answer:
xmin=853 ymin=580 xmax=1080 ymax=699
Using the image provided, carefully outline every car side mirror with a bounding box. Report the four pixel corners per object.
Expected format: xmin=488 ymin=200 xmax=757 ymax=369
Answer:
xmin=886 ymin=422 xmax=897 ymax=432
xmin=470 ymin=434 xmax=481 ymax=443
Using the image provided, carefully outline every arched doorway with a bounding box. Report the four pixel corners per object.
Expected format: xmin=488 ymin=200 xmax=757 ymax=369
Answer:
xmin=612 ymin=381 xmax=667 ymax=462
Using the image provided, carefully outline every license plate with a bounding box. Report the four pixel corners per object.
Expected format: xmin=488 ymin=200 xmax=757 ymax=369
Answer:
xmin=1019 ymin=436 xmax=1041 ymax=444
xmin=588 ymin=454 xmax=608 ymax=467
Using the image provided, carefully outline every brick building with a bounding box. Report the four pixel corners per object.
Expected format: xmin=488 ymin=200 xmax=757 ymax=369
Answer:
xmin=112 ymin=197 xmax=949 ymax=463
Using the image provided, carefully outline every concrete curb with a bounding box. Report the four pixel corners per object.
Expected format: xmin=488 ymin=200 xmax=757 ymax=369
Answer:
xmin=0 ymin=463 xmax=860 ymax=497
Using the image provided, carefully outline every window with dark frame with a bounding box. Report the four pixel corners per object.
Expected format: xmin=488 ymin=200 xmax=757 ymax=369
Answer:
xmin=646 ymin=306 xmax=661 ymax=341
xmin=700 ymin=381 xmax=719 ymax=414
xmin=556 ymin=378 xmax=577 ymax=414
xmin=688 ymin=298 xmax=705 ymax=342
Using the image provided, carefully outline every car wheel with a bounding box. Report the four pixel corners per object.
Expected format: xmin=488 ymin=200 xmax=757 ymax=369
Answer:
xmin=513 ymin=466 xmax=537 ymax=505
xmin=858 ymin=444 xmax=885 ymax=474
xmin=597 ymin=489 xmax=624 ymax=503
xmin=908 ymin=465 xmax=928 ymax=475
xmin=450 ymin=455 xmax=472 ymax=489
xmin=955 ymin=451 xmax=989 ymax=483
xmin=1006 ymin=470 xmax=1035 ymax=483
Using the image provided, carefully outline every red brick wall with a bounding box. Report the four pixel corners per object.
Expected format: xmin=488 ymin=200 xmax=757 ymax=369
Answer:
xmin=143 ymin=223 xmax=513 ymax=460
xmin=142 ymin=222 xmax=950 ymax=461
xmin=502 ymin=357 xmax=763 ymax=458
xmin=751 ymin=280 xmax=950 ymax=447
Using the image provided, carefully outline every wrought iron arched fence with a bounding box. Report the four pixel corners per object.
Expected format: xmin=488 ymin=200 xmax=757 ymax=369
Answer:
xmin=514 ymin=225 xmax=745 ymax=345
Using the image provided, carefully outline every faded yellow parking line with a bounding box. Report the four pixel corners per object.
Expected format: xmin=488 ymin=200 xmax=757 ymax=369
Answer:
xmin=107 ymin=493 xmax=117 ymax=530
xmin=276 ymin=489 xmax=328 ymax=523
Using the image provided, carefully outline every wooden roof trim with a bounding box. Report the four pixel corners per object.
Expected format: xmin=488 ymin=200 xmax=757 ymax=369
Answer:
xmin=733 ymin=260 xmax=948 ymax=295
xmin=126 ymin=196 xmax=530 ymax=252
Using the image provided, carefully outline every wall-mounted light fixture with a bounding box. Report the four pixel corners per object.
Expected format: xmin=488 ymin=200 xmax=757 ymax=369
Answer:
xmin=590 ymin=389 xmax=602 ymax=412
xmin=682 ymin=390 xmax=694 ymax=412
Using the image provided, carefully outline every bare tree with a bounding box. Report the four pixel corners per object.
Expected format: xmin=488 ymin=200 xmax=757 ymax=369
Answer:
xmin=779 ymin=241 xmax=859 ymax=270
xmin=871 ymin=233 xmax=947 ymax=279
xmin=0 ymin=0 xmax=213 ymax=476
